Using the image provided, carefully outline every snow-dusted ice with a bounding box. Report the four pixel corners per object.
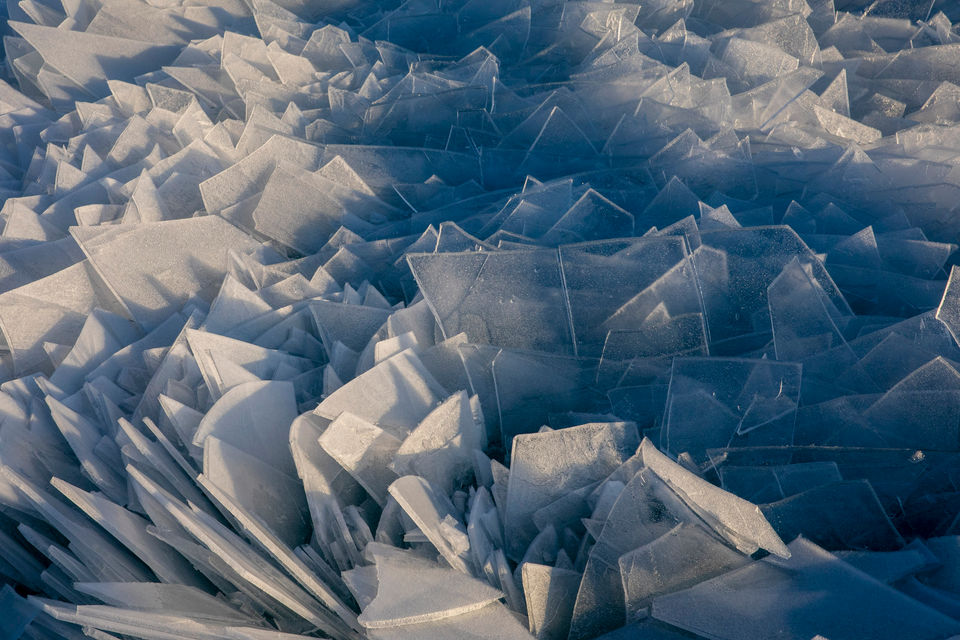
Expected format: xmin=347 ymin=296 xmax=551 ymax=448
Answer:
xmin=4 ymin=0 xmax=960 ymax=638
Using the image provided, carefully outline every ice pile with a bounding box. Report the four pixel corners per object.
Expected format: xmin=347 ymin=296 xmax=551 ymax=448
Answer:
xmin=4 ymin=0 xmax=960 ymax=638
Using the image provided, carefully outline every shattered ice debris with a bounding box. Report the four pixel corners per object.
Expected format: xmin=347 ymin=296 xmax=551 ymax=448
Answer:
xmin=390 ymin=389 xmax=487 ymax=494
xmin=387 ymin=475 xmax=474 ymax=575
xmin=504 ymin=421 xmax=641 ymax=560
xmin=6 ymin=0 xmax=960 ymax=637
xmin=318 ymin=411 xmax=402 ymax=506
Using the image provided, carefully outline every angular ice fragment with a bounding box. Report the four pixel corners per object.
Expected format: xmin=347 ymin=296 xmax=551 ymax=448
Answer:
xmin=126 ymin=464 xmax=352 ymax=636
xmin=862 ymin=357 xmax=960 ymax=449
xmin=391 ymin=390 xmax=485 ymax=495
xmin=196 ymin=473 xmax=361 ymax=632
xmin=310 ymin=300 xmax=392 ymax=355
xmin=504 ymin=421 xmax=640 ymax=561
xmin=814 ymin=104 xmax=882 ymax=144
xmin=521 ymin=562 xmax=579 ymax=640
xmin=315 ymin=350 xmax=446 ymax=437
xmin=408 ymin=250 xmax=573 ymax=355
xmin=202 ymin=436 xmax=311 ymax=548
xmin=388 ymin=475 xmax=473 ymax=574
xmin=663 ymin=358 xmax=801 ymax=462
xmin=193 ymin=379 xmax=298 ymax=476
xmin=619 ymin=523 xmax=748 ymax=623
xmin=9 ymin=22 xmax=180 ymax=96
xmin=289 ymin=412 xmax=366 ymax=516
xmin=936 ymin=265 xmax=960 ymax=347
xmin=72 ymin=217 xmax=261 ymax=329
xmin=47 ymin=308 xmax=140 ymax=395
xmin=761 ymin=480 xmax=904 ymax=550
xmin=640 ymin=439 xmax=790 ymax=558
xmin=567 ymin=467 xmax=698 ymax=640
xmin=358 ymin=550 xmax=502 ymax=627
xmin=365 ymin=602 xmax=534 ymax=640
xmin=834 ymin=547 xmax=933 ymax=584
xmin=72 ymin=582 xmax=253 ymax=622
xmin=1 ymin=466 xmax=153 ymax=583
xmin=0 ymin=260 xmax=128 ymax=376
xmin=319 ymin=411 xmax=401 ymax=506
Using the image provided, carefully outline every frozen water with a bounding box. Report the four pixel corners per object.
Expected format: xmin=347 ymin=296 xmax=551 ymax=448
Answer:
xmin=4 ymin=0 xmax=960 ymax=637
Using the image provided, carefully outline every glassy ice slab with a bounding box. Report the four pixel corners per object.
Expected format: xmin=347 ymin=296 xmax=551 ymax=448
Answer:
xmin=315 ymin=350 xmax=446 ymax=437
xmin=651 ymin=537 xmax=960 ymax=640
xmin=662 ymin=358 xmax=802 ymax=462
xmin=72 ymin=217 xmax=261 ymax=329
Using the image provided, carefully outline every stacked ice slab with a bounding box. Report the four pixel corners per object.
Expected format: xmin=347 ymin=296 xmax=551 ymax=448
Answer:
xmin=4 ymin=0 xmax=960 ymax=638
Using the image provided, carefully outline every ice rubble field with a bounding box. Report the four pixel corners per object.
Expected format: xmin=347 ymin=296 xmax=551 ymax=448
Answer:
xmin=7 ymin=0 xmax=960 ymax=638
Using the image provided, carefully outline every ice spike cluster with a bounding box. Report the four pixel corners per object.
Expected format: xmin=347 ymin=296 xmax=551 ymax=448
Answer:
xmin=4 ymin=0 xmax=960 ymax=638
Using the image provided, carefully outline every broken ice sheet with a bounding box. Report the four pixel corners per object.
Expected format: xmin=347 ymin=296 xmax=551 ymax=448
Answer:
xmin=364 ymin=602 xmax=534 ymax=640
xmin=33 ymin=598 xmax=318 ymax=640
xmin=310 ymin=299 xmax=392 ymax=356
xmin=126 ymin=464 xmax=353 ymax=636
xmin=521 ymin=562 xmax=579 ymax=640
xmin=861 ymin=356 xmax=960 ymax=449
xmin=760 ymin=480 xmax=904 ymax=551
xmin=0 ymin=466 xmax=153 ymax=584
xmin=619 ymin=522 xmax=749 ymax=623
xmin=700 ymin=226 xmax=850 ymax=344
xmin=407 ymin=249 xmax=573 ymax=355
xmin=833 ymin=545 xmax=935 ymax=585
xmin=72 ymin=582 xmax=256 ymax=623
xmin=46 ymin=308 xmax=141 ymax=395
xmin=314 ymin=350 xmax=446 ymax=437
xmin=196 ymin=472 xmax=361 ymax=633
xmin=557 ymin=236 xmax=691 ymax=358
xmin=358 ymin=549 xmax=502 ymax=628
xmin=492 ymin=348 xmax=603 ymax=447
xmin=651 ymin=537 xmax=960 ymax=640
xmin=72 ymin=217 xmax=261 ymax=329
xmin=318 ymin=411 xmax=401 ymax=506
xmin=9 ymin=22 xmax=182 ymax=97
xmin=663 ymin=357 xmax=802 ymax=462
xmin=567 ymin=466 xmax=701 ymax=640
xmin=249 ymin=164 xmax=350 ymax=254
xmin=192 ymin=379 xmax=299 ymax=476
xmin=768 ymin=257 xmax=853 ymax=361
xmin=639 ymin=439 xmax=789 ymax=558
xmin=185 ymin=328 xmax=317 ymax=400
xmin=387 ymin=475 xmax=474 ymax=575
xmin=51 ymin=474 xmax=206 ymax=588
xmin=504 ymin=421 xmax=640 ymax=561
xmin=390 ymin=390 xmax=486 ymax=495
xmin=719 ymin=461 xmax=843 ymax=504
xmin=202 ymin=435 xmax=311 ymax=548
xmin=289 ymin=412 xmax=366 ymax=517
xmin=0 ymin=260 xmax=129 ymax=376
xmin=10 ymin=0 xmax=960 ymax=637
